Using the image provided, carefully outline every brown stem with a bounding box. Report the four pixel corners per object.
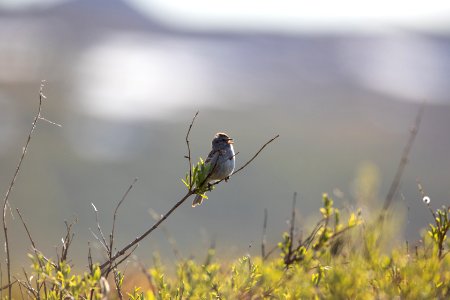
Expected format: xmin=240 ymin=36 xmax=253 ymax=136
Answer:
xmin=261 ymin=208 xmax=268 ymax=259
xmin=210 ymin=134 xmax=280 ymax=189
xmin=185 ymin=111 xmax=199 ymax=189
xmin=382 ymin=103 xmax=425 ymax=213
xmin=100 ymin=191 xmax=194 ymax=273
xmin=2 ymin=81 xmax=46 ymax=299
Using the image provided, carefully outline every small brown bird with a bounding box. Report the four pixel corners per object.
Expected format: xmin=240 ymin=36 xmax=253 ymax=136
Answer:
xmin=192 ymin=132 xmax=235 ymax=207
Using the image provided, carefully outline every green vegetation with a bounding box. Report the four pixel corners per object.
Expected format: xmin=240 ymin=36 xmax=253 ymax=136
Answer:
xmin=3 ymin=92 xmax=448 ymax=299
xmin=18 ymin=194 xmax=450 ymax=299
xmin=182 ymin=157 xmax=215 ymax=200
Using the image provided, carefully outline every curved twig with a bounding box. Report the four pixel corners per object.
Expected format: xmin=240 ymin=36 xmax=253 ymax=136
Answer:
xmin=209 ymin=134 xmax=280 ymax=188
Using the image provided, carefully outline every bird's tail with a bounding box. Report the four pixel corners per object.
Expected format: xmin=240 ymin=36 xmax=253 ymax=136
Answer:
xmin=192 ymin=194 xmax=204 ymax=207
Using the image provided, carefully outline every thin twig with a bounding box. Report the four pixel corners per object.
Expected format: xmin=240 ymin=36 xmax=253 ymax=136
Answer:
xmin=137 ymin=260 xmax=157 ymax=295
xmin=0 ymin=279 xmax=18 ymax=292
xmin=99 ymin=190 xmax=194 ymax=273
xmin=16 ymin=209 xmax=39 ymax=255
xmin=261 ymin=208 xmax=268 ymax=259
xmin=60 ymin=219 xmax=76 ymax=265
xmin=417 ymin=179 xmax=435 ymax=218
xmin=16 ymin=208 xmax=47 ymax=297
xmin=21 ymin=268 xmax=33 ymax=297
xmin=185 ymin=111 xmax=199 ymax=189
xmin=91 ymin=203 xmax=108 ymax=251
xmin=2 ymin=81 xmax=46 ymax=299
xmin=88 ymin=244 xmax=93 ymax=272
xmin=15 ymin=279 xmax=38 ymax=298
xmin=113 ymin=268 xmax=123 ymax=300
xmin=382 ymin=103 xmax=425 ymax=212
xmin=89 ymin=228 xmax=108 ymax=251
xmin=210 ymin=134 xmax=280 ymax=188
xmin=99 ymin=130 xmax=279 ymax=272
xmin=110 ymin=178 xmax=138 ymax=259
xmin=149 ymin=209 xmax=182 ymax=260
xmin=263 ymin=245 xmax=278 ymax=261
xmin=288 ymin=193 xmax=297 ymax=260
xmin=114 ymin=245 xmax=138 ymax=268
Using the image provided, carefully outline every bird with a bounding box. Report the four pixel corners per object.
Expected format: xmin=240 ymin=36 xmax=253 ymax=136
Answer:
xmin=192 ymin=132 xmax=235 ymax=207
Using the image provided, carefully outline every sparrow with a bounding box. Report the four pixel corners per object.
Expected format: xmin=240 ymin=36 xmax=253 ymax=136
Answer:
xmin=192 ymin=132 xmax=235 ymax=207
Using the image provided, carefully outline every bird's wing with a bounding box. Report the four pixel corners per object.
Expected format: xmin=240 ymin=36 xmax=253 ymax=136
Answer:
xmin=204 ymin=149 xmax=219 ymax=164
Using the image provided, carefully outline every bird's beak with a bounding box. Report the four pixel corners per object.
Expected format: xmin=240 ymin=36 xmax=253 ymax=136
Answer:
xmin=227 ymin=138 xmax=234 ymax=144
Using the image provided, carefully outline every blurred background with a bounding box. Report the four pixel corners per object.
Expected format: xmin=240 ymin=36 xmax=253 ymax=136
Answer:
xmin=1 ymin=0 xmax=450 ymax=271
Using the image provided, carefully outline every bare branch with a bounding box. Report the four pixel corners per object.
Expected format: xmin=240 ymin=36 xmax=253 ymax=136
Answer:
xmin=91 ymin=203 xmax=108 ymax=253
xmin=114 ymin=244 xmax=138 ymax=269
xmin=89 ymin=227 xmax=108 ymax=252
xmin=0 ymin=280 xmax=18 ymax=292
xmin=137 ymin=260 xmax=157 ymax=295
xmin=21 ymin=268 xmax=34 ymax=298
xmin=16 ymin=208 xmax=48 ymax=296
xmin=99 ymin=191 xmax=194 ymax=274
xmin=149 ymin=209 xmax=182 ymax=260
xmin=110 ymin=178 xmax=139 ymax=257
xmin=263 ymin=245 xmax=278 ymax=261
xmin=261 ymin=208 xmax=268 ymax=259
xmin=185 ymin=111 xmax=199 ymax=189
xmin=287 ymin=192 xmax=297 ymax=262
xmin=417 ymin=179 xmax=435 ymax=218
xmin=113 ymin=269 xmax=123 ymax=300
xmin=15 ymin=278 xmax=38 ymax=298
xmin=210 ymin=134 xmax=280 ymax=188
xmin=60 ymin=219 xmax=76 ymax=265
xmin=230 ymin=134 xmax=279 ymax=177
xmin=382 ymin=103 xmax=425 ymax=212
xmin=16 ymin=209 xmax=39 ymax=254
xmin=88 ymin=244 xmax=93 ymax=272
xmin=2 ymin=80 xmax=47 ymax=299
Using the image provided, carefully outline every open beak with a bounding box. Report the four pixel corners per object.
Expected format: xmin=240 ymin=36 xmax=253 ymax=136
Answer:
xmin=227 ymin=138 xmax=234 ymax=144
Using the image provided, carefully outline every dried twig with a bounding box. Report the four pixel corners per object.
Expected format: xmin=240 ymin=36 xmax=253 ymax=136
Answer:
xmin=2 ymin=81 xmax=48 ymax=299
xmin=113 ymin=268 xmax=123 ymax=300
xmin=109 ymin=178 xmax=139 ymax=265
xmin=137 ymin=260 xmax=157 ymax=295
xmin=381 ymin=103 xmax=425 ymax=212
xmin=209 ymin=134 xmax=280 ymax=189
xmin=149 ymin=209 xmax=182 ymax=260
xmin=62 ymin=221 xmax=73 ymax=261
xmin=263 ymin=245 xmax=278 ymax=261
xmin=417 ymin=179 xmax=435 ymax=217
xmin=89 ymin=178 xmax=138 ymax=277
xmin=16 ymin=209 xmax=48 ymax=297
xmin=185 ymin=111 xmax=199 ymax=188
xmin=261 ymin=208 xmax=268 ymax=259
xmin=91 ymin=203 xmax=108 ymax=251
xmin=0 ymin=280 xmax=18 ymax=292
xmin=99 ymin=114 xmax=279 ymax=273
xmin=88 ymin=244 xmax=94 ymax=272
xmin=20 ymin=268 xmax=37 ymax=300
xmin=286 ymin=193 xmax=297 ymax=262
xmin=15 ymin=278 xmax=38 ymax=298
xmin=99 ymin=191 xmax=194 ymax=274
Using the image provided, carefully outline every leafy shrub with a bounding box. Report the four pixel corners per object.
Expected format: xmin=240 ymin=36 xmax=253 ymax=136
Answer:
xmin=17 ymin=195 xmax=450 ymax=299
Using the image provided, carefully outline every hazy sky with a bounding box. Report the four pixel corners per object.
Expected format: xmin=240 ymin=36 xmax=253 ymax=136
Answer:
xmin=2 ymin=0 xmax=450 ymax=33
